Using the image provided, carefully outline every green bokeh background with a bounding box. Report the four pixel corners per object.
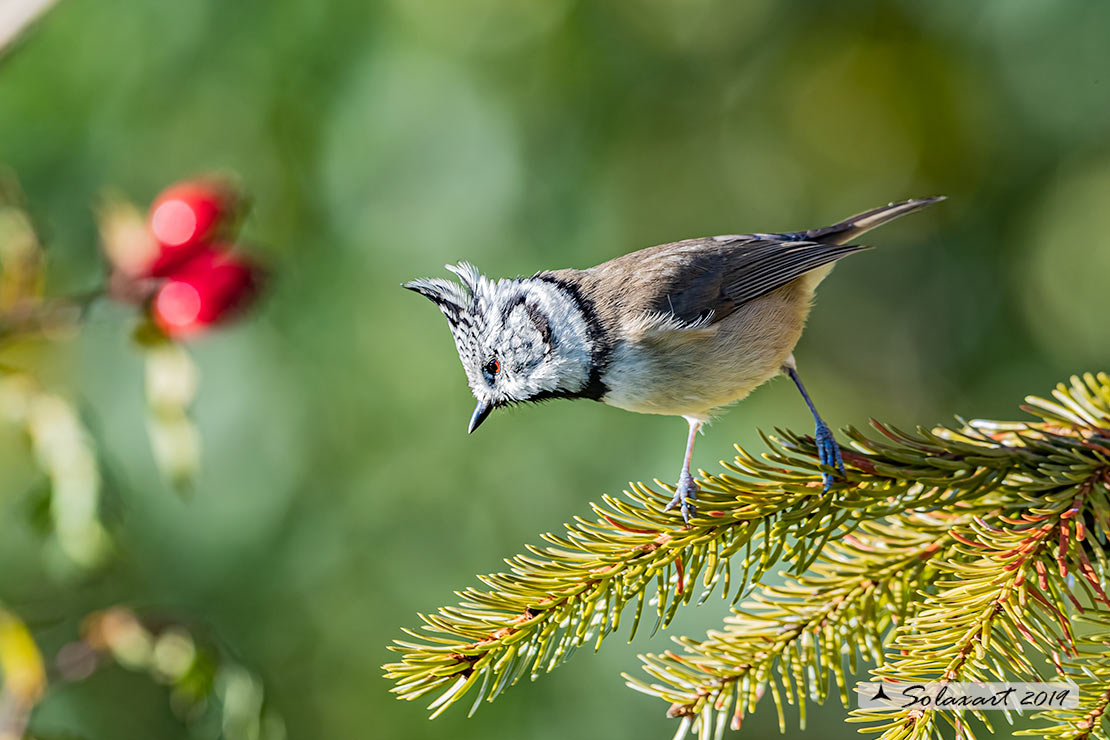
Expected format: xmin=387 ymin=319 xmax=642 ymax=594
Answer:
xmin=2 ymin=1 xmax=1109 ymax=738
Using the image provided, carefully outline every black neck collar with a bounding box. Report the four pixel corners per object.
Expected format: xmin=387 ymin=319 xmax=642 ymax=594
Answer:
xmin=534 ymin=274 xmax=610 ymax=402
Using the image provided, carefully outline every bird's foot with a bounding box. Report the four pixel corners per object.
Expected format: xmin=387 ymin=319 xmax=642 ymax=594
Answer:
xmin=663 ymin=471 xmax=699 ymax=524
xmin=814 ymin=420 xmax=845 ymax=493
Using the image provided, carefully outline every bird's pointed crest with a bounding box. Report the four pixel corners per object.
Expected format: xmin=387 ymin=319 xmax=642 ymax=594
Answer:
xmin=402 ymin=262 xmax=484 ymax=325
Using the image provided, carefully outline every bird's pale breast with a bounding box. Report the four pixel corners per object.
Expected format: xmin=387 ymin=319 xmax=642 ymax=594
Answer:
xmin=600 ymin=277 xmax=818 ymax=421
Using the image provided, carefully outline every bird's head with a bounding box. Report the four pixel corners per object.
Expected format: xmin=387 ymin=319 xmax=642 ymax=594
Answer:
xmin=404 ymin=263 xmax=597 ymax=432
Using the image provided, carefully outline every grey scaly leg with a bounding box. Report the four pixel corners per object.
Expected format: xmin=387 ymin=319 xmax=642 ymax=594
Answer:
xmin=664 ymin=416 xmax=702 ymax=524
xmin=782 ymin=359 xmax=844 ymax=492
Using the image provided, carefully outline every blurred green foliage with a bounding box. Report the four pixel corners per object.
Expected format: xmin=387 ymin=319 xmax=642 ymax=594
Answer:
xmin=1 ymin=1 xmax=1108 ymax=738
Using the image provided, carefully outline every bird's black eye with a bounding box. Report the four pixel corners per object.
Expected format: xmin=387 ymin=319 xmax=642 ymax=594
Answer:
xmin=484 ymin=358 xmax=500 ymax=376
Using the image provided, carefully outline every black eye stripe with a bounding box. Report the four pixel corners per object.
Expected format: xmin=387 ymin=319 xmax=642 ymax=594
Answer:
xmin=522 ymin=302 xmax=552 ymax=347
xmin=500 ymin=295 xmax=551 ymax=344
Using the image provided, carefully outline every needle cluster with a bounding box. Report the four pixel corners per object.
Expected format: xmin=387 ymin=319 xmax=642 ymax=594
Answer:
xmin=385 ymin=373 xmax=1110 ymax=740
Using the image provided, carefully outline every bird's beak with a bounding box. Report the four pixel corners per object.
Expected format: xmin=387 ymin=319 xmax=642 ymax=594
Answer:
xmin=468 ymin=400 xmax=493 ymax=434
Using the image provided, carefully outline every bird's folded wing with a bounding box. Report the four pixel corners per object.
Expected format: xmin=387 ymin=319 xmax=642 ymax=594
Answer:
xmin=716 ymin=238 xmax=867 ymax=307
xmin=551 ymin=236 xmax=869 ymax=332
xmin=617 ymin=237 xmax=866 ymax=327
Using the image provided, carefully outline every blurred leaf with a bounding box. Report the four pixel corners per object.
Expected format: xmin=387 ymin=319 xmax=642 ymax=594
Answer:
xmin=144 ymin=342 xmax=200 ymax=489
xmin=0 ymin=609 xmax=45 ymax=704
xmin=0 ymin=374 xmax=109 ymax=569
xmin=0 ymin=203 xmax=42 ymax=314
xmin=95 ymin=192 xmax=158 ymax=281
xmin=80 ymin=608 xmax=283 ymax=740
xmin=0 ymin=607 xmax=44 ymax=740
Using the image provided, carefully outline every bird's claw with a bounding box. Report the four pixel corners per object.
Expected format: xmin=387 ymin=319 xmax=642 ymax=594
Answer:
xmin=814 ymin=420 xmax=845 ymax=493
xmin=664 ymin=471 xmax=698 ymax=524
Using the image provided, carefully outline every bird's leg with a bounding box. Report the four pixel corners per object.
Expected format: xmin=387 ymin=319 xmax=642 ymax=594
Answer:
xmin=664 ymin=416 xmax=702 ymax=524
xmin=782 ymin=360 xmax=844 ymax=492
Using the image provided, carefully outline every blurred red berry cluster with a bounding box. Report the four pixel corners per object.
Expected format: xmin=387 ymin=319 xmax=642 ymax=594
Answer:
xmin=100 ymin=178 xmax=264 ymax=338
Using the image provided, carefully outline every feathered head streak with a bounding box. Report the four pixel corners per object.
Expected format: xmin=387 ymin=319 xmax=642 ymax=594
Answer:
xmin=403 ymin=262 xmax=491 ymax=369
xmin=403 ymin=262 xmax=482 ymax=328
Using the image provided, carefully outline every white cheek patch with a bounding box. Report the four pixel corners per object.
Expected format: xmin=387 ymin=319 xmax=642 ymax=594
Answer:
xmin=522 ymin=283 xmax=589 ymax=353
xmin=518 ymin=280 xmax=593 ymax=392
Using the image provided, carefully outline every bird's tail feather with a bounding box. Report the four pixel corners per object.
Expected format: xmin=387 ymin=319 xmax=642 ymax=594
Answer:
xmin=804 ymin=196 xmax=945 ymax=245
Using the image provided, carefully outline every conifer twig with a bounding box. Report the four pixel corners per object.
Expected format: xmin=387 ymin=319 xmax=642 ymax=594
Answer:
xmin=385 ymin=373 xmax=1110 ymax=740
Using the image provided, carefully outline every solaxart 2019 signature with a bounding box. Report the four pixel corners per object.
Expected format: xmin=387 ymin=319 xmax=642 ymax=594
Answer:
xmin=856 ymin=682 xmax=1079 ymax=711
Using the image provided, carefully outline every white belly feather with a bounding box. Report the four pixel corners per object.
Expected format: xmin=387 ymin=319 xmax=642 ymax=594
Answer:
xmin=600 ymin=282 xmax=814 ymax=420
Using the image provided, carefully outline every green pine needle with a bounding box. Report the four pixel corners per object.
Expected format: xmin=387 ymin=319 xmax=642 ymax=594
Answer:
xmin=384 ymin=372 xmax=1110 ymax=740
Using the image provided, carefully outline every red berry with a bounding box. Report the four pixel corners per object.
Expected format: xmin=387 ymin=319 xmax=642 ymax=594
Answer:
xmin=151 ymin=249 xmax=262 ymax=337
xmin=147 ymin=180 xmax=238 ymax=277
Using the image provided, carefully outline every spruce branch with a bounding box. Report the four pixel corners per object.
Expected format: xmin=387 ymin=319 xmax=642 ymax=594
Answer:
xmin=1022 ymin=611 xmax=1110 ymax=740
xmin=385 ymin=372 xmax=1110 ymax=740
xmin=850 ymin=380 xmax=1110 ymax=740
xmin=625 ymin=515 xmax=956 ymax=737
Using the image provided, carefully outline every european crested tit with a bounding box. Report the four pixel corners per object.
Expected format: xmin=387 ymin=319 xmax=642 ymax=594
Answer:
xmin=405 ymin=197 xmax=944 ymax=522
